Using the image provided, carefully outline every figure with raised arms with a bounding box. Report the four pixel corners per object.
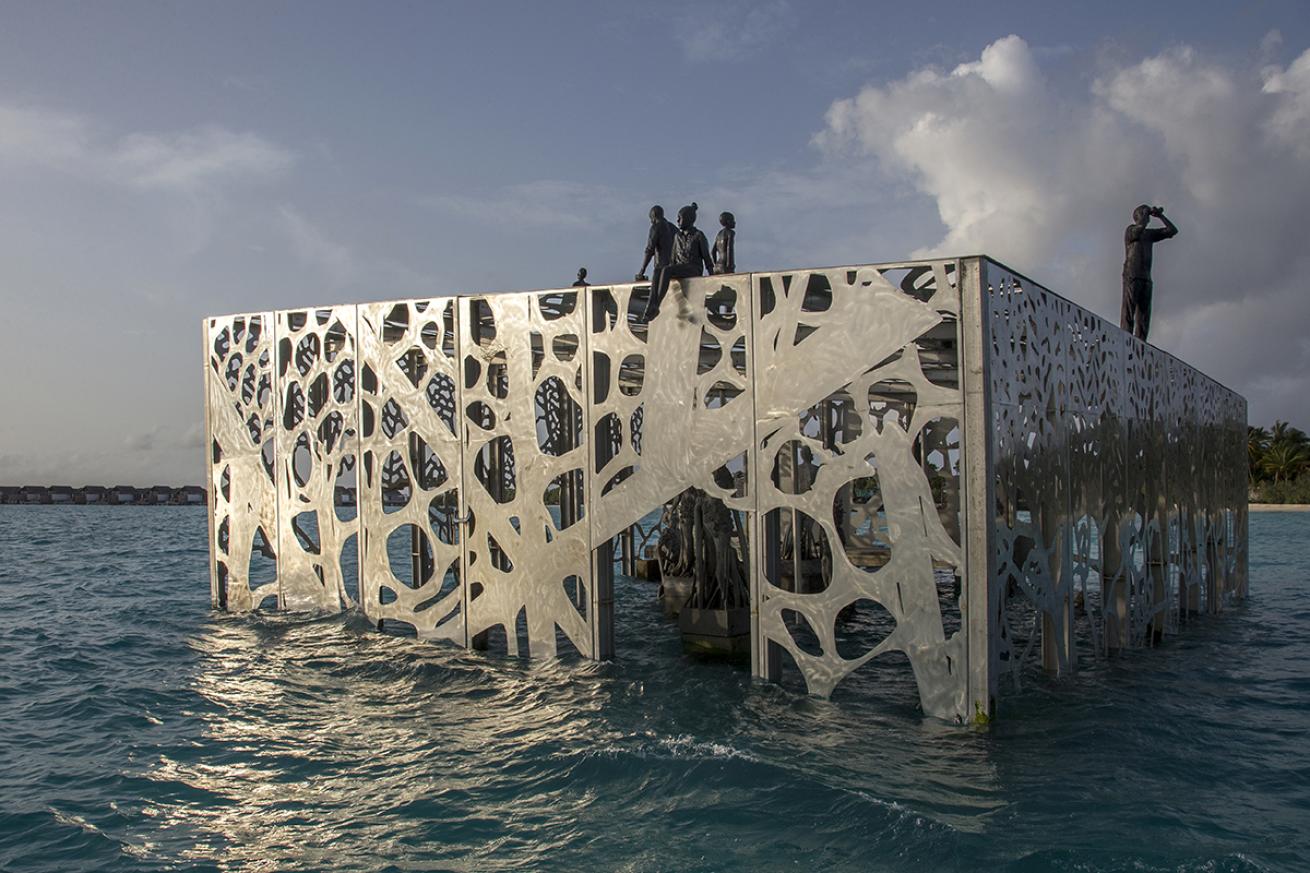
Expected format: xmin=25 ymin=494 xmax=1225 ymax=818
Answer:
xmin=1120 ymin=204 xmax=1178 ymax=342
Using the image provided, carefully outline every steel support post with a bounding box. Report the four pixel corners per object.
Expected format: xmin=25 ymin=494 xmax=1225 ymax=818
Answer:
xmin=959 ymin=257 xmax=997 ymax=721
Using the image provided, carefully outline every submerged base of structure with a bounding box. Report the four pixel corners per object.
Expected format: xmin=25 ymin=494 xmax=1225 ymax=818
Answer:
xmin=679 ymin=606 xmax=751 ymax=659
xmin=659 ymin=577 xmax=694 ymax=618
xmin=204 ymin=255 xmax=1247 ymax=721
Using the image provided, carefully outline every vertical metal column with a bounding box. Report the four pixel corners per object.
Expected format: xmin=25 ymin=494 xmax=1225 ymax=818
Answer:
xmin=203 ymin=318 xmax=219 ymax=609
xmin=620 ymin=526 xmax=636 ymax=576
xmin=587 ymin=288 xmax=615 ymax=660
xmin=462 ymin=296 xmax=489 ymax=651
xmin=958 ymin=257 xmax=997 ymax=721
xmin=745 ymin=270 xmax=773 ymax=683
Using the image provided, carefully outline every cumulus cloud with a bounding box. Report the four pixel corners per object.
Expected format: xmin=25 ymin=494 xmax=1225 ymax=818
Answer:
xmin=0 ymin=102 xmax=293 ymax=191
xmin=815 ymin=35 xmax=1310 ymax=423
xmin=1261 ymin=47 xmax=1310 ymax=158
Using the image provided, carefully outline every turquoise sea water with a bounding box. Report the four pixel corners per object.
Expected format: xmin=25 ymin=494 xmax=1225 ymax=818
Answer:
xmin=0 ymin=506 xmax=1306 ymax=872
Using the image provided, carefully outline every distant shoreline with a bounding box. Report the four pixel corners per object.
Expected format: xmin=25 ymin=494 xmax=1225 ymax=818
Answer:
xmin=0 ymin=485 xmax=205 ymax=506
xmin=1250 ymin=503 xmax=1310 ymax=512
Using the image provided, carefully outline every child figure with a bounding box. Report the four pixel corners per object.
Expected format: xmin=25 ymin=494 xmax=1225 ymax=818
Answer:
xmin=712 ymin=211 xmax=735 ymax=275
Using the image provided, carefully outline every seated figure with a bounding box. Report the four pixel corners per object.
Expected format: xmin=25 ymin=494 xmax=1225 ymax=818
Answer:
xmin=641 ymin=203 xmax=711 ymax=324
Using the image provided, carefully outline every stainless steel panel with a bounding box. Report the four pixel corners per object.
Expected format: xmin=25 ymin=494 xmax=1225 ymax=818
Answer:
xmin=205 ymin=312 xmax=278 ymax=612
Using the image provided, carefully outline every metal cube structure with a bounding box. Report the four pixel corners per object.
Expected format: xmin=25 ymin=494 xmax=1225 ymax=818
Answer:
xmin=203 ymin=256 xmax=1247 ymax=721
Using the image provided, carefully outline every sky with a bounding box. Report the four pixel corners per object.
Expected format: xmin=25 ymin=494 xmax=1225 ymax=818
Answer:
xmin=1 ymin=0 xmax=1308 ymax=485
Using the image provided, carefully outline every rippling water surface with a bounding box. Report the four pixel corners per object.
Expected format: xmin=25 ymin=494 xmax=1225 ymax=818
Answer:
xmin=1 ymin=507 xmax=1307 ymax=872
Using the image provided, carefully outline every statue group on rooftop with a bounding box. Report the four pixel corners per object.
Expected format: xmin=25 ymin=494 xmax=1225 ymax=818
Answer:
xmin=573 ymin=198 xmax=1173 ymax=342
xmin=634 ymin=202 xmax=736 ymax=324
xmin=570 ymin=201 xmax=735 ymax=325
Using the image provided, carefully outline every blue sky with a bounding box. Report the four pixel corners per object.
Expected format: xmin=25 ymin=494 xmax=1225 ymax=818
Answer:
xmin=2 ymin=1 xmax=1308 ymax=484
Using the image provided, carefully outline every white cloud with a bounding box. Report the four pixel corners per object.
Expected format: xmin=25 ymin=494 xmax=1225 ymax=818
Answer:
xmin=124 ymin=429 xmax=158 ymax=452
xmin=420 ymin=180 xmax=631 ymax=230
xmin=814 ymin=35 xmax=1310 ymax=424
xmin=675 ymin=0 xmax=794 ymax=63
xmin=181 ymin=422 xmax=205 ymax=449
xmin=275 ymin=205 xmax=438 ymax=296
xmin=1261 ymin=29 xmax=1284 ymax=61
xmin=115 ymin=127 xmax=292 ymax=189
xmin=0 ymin=102 xmax=293 ymax=191
xmin=1261 ymin=47 xmax=1310 ymax=158
xmin=278 ymin=205 xmax=359 ymax=285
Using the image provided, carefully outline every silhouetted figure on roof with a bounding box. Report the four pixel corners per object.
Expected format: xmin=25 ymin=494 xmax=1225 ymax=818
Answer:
xmin=572 ymin=267 xmax=589 ymax=287
xmin=712 ymin=211 xmax=735 ymax=275
xmin=641 ymin=203 xmax=710 ymax=324
xmin=636 ymin=205 xmax=676 ymax=282
xmin=1121 ymin=204 xmax=1178 ymax=342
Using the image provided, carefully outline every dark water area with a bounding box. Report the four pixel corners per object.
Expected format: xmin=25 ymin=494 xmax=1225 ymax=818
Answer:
xmin=0 ymin=507 xmax=1307 ymax=872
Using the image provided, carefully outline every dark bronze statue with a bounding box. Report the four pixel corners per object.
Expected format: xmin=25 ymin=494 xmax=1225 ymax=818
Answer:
xmin=712 ymin=211 xmax=735 ymax=275
xmin=658 ymin=490 xmax=696 ymax=578
xmin=572 ymin=267 xmax=589 ymax=287
xmin=640 ymin=202 xmax=712 ymax=324
xmin=636 ymin=205 xmax=676 ymax=282
xmin=657 ymin=488 xmax=748 ymax=611
xmin=1121 ymin=204 xmax=1178 ymax=342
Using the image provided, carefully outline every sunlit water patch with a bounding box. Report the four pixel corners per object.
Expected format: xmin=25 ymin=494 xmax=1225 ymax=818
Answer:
xmin=1 ymin=507 xmax=1307 ymax=871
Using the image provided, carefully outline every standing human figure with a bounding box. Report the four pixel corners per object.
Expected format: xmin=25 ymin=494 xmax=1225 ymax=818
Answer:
xmin=641 ymin=203 xmax=712 ymax=323
xmin=713 ymin=211 xmax=735 ymax=275
xmin=1121 ymin=204 xmax=1178 ymax=342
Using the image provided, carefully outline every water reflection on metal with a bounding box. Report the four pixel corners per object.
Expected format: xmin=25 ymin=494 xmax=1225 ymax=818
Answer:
xmin=203 ymin=257 xmax=1247 ymax=721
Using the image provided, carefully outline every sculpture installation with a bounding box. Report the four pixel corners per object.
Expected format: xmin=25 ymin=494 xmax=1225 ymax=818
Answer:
xmin=1120 ymin=205 xmax=1177 ymax=342
xmin=204 ymin=255 xmax=1246 ymax=722
xmin=657 ymin=487 xmax=751 ymax=655
xmin=713 ymin=211 xmax=735 ymax=275
xmin=640 ymin=203 xmax=712 ymax=324
xmin=635 ymin=205 xmax=675 ymax=283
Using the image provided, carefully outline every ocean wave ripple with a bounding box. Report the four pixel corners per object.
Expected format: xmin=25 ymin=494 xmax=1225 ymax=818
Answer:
xmin=0 ymin=507 xmax=1307 ymax=872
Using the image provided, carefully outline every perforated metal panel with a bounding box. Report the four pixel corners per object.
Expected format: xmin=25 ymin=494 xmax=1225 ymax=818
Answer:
xmin=983 ymin=261 xmax=1247 ymax=690
xmin=273 ymin=306 xmax=360 ymax=612
xmin=204 ymin=256 xmax=1248 ymax=722
xmin=458 ymin=289 xmax=594 ymax=658
xmin=750 ymin=263 xmax=968 ymax=716
xmin=205 ymin=312 xmax=278 ymax=612
xmin=357 ymin=298 xmax=465 ymax=641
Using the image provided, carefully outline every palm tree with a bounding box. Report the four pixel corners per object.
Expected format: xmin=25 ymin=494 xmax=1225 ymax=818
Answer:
xmin=1249 ymin=425 xmax=1271 ymax=482
xmin=1271 ymin=420 xmax=1309 ymax=449
xmin=1261 ymin=441 xmax=1310 ymax=484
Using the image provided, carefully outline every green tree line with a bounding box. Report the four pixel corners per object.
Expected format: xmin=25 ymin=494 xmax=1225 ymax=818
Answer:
xmin=1248 ymin=420 xmax=1310 ymax=503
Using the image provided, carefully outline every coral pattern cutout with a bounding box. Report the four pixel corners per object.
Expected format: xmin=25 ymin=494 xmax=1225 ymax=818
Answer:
xmin=460 ymin=290 xmax=594 ymax=657
xmin=205 ymin=313 xmax=278 ymax=611
xmin=986 ymin=264 xmax=1246 ymax=686
xmin=358 ymin=299 xmax=465 ymax=640
xmin=752 ymin=264 xmax=968 ymax=717
xmin=204 ymin=257 xmax=1246 ymax=721
xmin=274 ymin=307 xmax=360 ymax=612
